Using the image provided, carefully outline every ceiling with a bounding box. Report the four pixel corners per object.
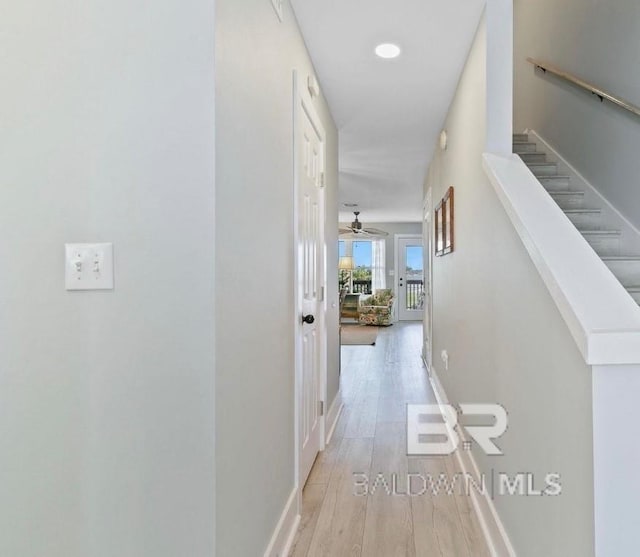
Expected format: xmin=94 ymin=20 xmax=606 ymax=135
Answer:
xmin=290 ymin=0 xmax=485 ymax=223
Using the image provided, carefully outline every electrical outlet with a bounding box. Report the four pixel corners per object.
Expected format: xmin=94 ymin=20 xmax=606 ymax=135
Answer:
xmin=271 ymin=0 xmax=283 ymax=21
xmin=441 ymin=350 xmax=449 ymax=371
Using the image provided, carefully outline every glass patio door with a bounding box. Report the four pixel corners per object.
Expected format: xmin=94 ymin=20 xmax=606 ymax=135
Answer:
xmin=397 ymin=237 xmax=424 ymax=321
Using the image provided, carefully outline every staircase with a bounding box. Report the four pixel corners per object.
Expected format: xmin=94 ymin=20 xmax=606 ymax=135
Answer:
xmin=514 ymin=133 xmax=640 ymax=305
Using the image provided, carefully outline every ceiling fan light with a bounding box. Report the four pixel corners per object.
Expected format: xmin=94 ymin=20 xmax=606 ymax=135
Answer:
xmin=351 ymin=211 xmax=363 ymax=230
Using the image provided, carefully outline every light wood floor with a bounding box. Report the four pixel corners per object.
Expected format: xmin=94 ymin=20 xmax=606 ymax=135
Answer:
xmin=289 ymin=322 xmax=490 ymax=557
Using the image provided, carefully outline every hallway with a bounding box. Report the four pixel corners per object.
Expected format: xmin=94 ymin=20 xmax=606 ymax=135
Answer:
xmin=289 ymin=323 xmax=490 ymax=556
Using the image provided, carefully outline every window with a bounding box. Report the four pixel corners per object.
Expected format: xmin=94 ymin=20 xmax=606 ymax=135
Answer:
xmin=338 ymin=240 xmax=378 ymax=294
xmin=352 ymin=241 xmax=372 ymax=283
xmin=405 ymin=245 xmax=423 ymax=278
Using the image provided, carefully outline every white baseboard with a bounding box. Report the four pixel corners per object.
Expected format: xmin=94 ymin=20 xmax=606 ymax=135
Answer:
xmin=263 ymin=487 xmax=300 ymax=557
xmin=429 ymin=366 xmax=517 ymax=557
xmin=325 ymin=391 xmax=343 ymax=445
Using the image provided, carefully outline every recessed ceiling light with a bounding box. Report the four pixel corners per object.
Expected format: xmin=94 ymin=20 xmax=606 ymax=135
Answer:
xmin=375 ymin=43 xmax=401 ymax=59
xmin=343 ymin=203 xmax=359 ymax=208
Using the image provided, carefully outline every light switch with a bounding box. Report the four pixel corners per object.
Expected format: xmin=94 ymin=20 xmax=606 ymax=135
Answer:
xmin=65 ymin=243 xmax=114 ymax=291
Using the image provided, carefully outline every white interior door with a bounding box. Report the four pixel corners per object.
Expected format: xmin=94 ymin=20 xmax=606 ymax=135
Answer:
xmin=296 ymin=92 xmax=325 ymax=487
xmin=397 ymin=236 xmax=424 ymax=321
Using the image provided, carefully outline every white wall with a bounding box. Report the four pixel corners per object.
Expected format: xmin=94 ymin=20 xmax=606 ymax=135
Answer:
xmin=426 ymin=15 xmax=595 ymax=556
xmin=215 ymin=0 xmax=339 ymax=555
xmin=0 ymin=2 xmax=216 ymax=556
xmin=514 ymin=0 xmax=640 ymax=229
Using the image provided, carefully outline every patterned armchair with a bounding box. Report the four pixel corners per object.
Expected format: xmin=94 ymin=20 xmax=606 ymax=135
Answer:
xmin=358 ymin=289 xmax=394 ymax=326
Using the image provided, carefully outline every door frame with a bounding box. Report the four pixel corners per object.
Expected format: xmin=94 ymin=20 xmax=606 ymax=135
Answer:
xmin=292 ymin=71 xmax=327 ymax=507
xmin=394 ymin=234 xmax=424 ymax=321
xmin=422 ymin=189 xmax=434 ymax=370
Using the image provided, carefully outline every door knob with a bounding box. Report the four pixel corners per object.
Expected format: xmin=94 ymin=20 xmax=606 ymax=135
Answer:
xmin=302 ymin=314 xmax=315 ymax=325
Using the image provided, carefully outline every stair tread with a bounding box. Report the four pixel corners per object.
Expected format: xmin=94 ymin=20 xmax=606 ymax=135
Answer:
xmin=602 ymin=256 xmax=640 ymax=261
xmin=627 ymin=286 xmax=640 ymax=293
xmin=550 ymin=191 xmax=583 ymax=195
xmin=527 ymin=161 xmax=557 ymax=166
xmin=540 ymin=175 xmax=570 ymax=180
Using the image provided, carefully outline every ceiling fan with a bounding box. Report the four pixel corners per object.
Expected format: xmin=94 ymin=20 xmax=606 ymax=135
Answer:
xmin=339 ymin=212 xmax=388 ymax=238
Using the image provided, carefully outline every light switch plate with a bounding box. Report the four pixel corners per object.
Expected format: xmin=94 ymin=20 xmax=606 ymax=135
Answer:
xmin=65 ymin=243 xmax=114 ymax=291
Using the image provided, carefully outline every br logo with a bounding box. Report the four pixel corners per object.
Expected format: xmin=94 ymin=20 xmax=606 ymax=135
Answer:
xmin=407 ymin=404 xmax=508 ymax=456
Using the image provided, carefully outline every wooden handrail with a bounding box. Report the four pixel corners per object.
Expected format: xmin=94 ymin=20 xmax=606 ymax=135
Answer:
xmin=527 ymin=57 xmax=640 ymax=118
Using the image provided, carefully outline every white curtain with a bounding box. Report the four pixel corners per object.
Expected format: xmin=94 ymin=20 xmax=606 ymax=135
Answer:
xmin=371 ymin=239 xmax=386 ymax=292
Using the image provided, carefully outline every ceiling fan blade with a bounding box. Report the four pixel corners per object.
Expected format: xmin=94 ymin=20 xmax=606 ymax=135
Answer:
xmin=339 ymin=227 xmax=353 ymax=235
xmin=362 ymin=228 xmax=389 ymax=237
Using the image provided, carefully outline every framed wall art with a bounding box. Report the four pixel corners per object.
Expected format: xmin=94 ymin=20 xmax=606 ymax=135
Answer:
xmin=435 ymin=186 xmax=454 ymax=257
